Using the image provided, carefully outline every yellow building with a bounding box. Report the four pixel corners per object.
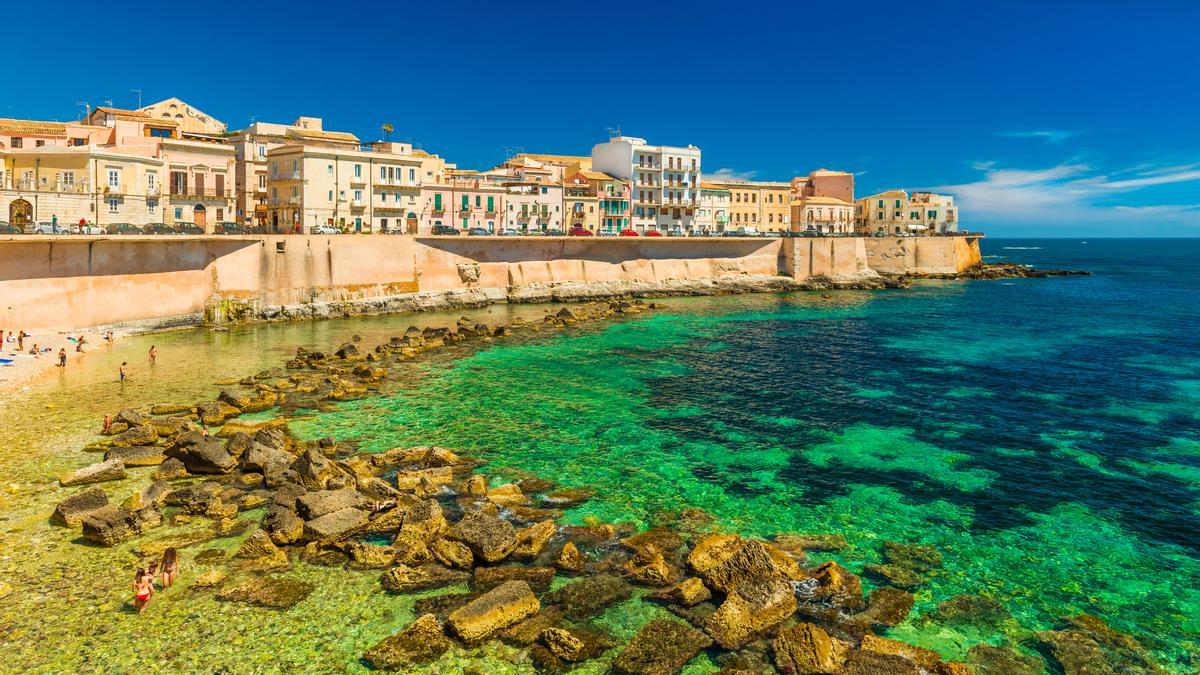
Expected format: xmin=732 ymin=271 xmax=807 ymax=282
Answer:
xmin=855 ymin=189 xmax=959 ymax=235
xmin=266 ymin=141 xmax=425 ymax=234
xmin=704 ymin=180 xmax=792 ymax=233
xmin=563 ymin=169 xmax=629 ymax=233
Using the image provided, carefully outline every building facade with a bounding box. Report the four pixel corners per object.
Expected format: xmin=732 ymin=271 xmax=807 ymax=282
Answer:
xmin=564 ymin=170 xmax=630 ymax=233
xmin=266 ymin=141 xmax=424 ymax=234
xmin=696 ymin=185 xmax=731 ymax=233
xmin=591 ymin=136 xmax=701 ymax=233
xmin=704 ymin=180 xmax=792 ymax=234
xmin=791 ymin=196 xmax=855 ymax=234
xmin=855 ymin=189 xmax=958 ymax=234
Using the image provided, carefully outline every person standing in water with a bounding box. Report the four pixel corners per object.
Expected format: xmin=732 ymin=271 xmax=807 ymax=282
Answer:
xmin=132 ymin=568 xmax=154 ymax=613
xmin=148 ymin=345 xmax=157 ymax=365
xmin=119 ymin=362 xmax=128 ymax=382
xmin=160 ymin=548 xmax=179 ymax=587
xmin=57 ymin=348 xmax=67 ymax=368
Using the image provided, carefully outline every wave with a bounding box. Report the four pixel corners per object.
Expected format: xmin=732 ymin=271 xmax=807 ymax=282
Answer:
xmin=1002 ymin=246 xmax=1043 ymax=250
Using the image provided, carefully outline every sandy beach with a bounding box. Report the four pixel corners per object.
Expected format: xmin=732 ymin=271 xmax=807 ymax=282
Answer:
xmin=0 ymin=329 xmax=129 ymax=397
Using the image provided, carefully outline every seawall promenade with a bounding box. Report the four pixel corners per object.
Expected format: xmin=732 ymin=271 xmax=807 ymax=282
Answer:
xmin=0 ymin=234 xmax=981 ymax=332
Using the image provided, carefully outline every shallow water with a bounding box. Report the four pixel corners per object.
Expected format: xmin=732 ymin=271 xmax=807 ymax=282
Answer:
xmin=1 ymin=238 xmax=1198 ymax=672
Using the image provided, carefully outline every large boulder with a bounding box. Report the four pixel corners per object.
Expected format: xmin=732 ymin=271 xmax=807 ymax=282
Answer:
xmin=104 ymin=444 xmax=165 ymax=467
xmin=165 ymin=432 xmax=236 ymax=474
xmin=544 ymin=574 xmax=633 ymax=619
xmin=345 ymin=541 xmax=397 ymax=570
xmin=513 ymin=520 xmax=557 ymax=560
xmin=262 ymin=505 xmax=305 ymax=545
xmin=704 ymin=576 xmax=798 ymax=648
xmin=612 ymin=619 xmax=713 ymax=675
xmin=154 ymin=457 xmax=189 ymax=480
xmin=215 ymin=577 xmax=314 ymax=609
xmin=394 ymin=467 xmax=454 ymax=492
xmin=688 ymin=534 xmax=804 ymax=594
xmin=110 ymin=423 xmax=158 ymax=447
xmin=773 ymin=622 xmax=850 ymax=674
xmin=164 ymin=482 xmax=223 ymax=512
xmin=295 ymin=489 xmax=370 ymax=520
xmin=291 ymin=448 xmax=339 ymax=489
xmin=81 ymin=505 xmax=141 ymax=546
xmin=50 ymin=487 xmax=110 ymax=527
xmin=860 ymin=634 xmax=944 ymax=671
xmin=241 ymin=442 xmax=295 ymax=477
xmin=430 ymin=538 xmax=474 ymax=569
xmin=302 ymin=507 xmax=368 ymax=543
xmin=235 ymin=528 xmax=283 ymax=559
xmin=623 ymin=544 xmax=678 ymax=587
xmin=805 ymin=560 xmax=866 ymax=611
xmin=448 ymin=510 xmax=517 ymax=563
xmin=363 ymin=613 xmax=452 ymax=670
xmin=446 ymin=580 xmax=540 ymax=643
xmin=856 ymin=587 xmax=915 ymax=629
xmin=59 ymin=458 xmax=126 ymax=487
xmin=126 ymin=480 xmax=170 ymax=510
xmin=114 ymin=408 xmax=147 ymax=426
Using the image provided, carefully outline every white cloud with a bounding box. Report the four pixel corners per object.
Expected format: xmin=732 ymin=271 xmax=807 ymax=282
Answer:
xmin=998 ymin=130 xmax=1081 ymax=144
xmin=931 ymin=160 xmax=1200 ymax=230
xmin=704 ymin=167 xmax=759 ymax=181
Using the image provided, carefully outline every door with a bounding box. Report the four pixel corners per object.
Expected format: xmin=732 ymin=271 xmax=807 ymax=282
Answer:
xmin=194 ymin=205 xmax=207 ymax=231
xmin=9 ymin=199 xmax=32 ymax=229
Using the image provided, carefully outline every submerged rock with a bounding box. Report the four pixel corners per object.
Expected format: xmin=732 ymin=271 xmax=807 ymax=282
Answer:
xmin=513 ymin=520 xmax=557 ymax=560
xmin=165 ymin=432 xmax=235 ymax=474
xmin=104 ymin=444 xmax=164 ymax=467
xmin=215 ymin=576 xmax=314 ymax=609
xmin=612 ymin=618 xmax=713 ymax=675
xmin=301 ymin=507 xmax=367 ymax=543
xmin=380 ymin=564 xmax=468 ymax=594
xmin=363 ymin=613 xmax=451 ymax=669
xmin=544 ymin=574 xmax=633 ymax=619
xmin=860 ymin=634 xmax=944 ymax=670
xmin=81 ymin=505 xmax=141 ymax=546
xmin=446 ymin=580 xmax=541 ymax=643
xmin=554 ymin=541 xmax=586 ymax=574
xmin=688 ymin=534 xmax=804 ymax=594
xmin=473 ymin=566 xmax=556 ymax=593
xmin=704 ymin=576 xmax=797 ymax=648
xmin=966 ymin=644 xmax=1046 ymax=675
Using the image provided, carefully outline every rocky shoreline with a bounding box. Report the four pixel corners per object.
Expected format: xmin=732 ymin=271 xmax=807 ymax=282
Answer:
xmin=905 ymin=262 xmax=1091 ymax=281
xmin=48 ymin=298 xmax=1154 ymax=674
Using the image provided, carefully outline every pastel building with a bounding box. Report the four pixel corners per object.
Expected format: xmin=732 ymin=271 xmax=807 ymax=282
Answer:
xmin=855 ymin=189 xmax=958 ymax=234
xmin=267 ymin=141 xmax=425 ymax=234
xmin=704 ymin=180 xmax=792 ymax=233
xmin=564 ymin=170 xmax=630 ymax=233
xmin=696 ymin=184 xmax=731 ymax=233
xmin=591 ymin=136 xmax=701 ymax=233
xmin=139 ymin=98 xmax=227 ymax=136
xmin=791 ymin=196 xmax=855 ymax=234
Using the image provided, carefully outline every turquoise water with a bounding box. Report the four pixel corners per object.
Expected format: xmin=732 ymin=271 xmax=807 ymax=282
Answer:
xmin=1 ymin=238 xmax=1197 ymax=671
xmin=289 ymin=239 xmax=1200 ymax=667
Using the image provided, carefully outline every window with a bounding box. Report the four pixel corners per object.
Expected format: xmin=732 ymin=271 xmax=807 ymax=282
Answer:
xmin=258 ymin=175 xmax=266 ymax=189
xmin=354 ymin=164 xmax=362 ymax=178
xmin=175 ymin=207 xmax=183 ymax=219
xmin=272 ymin=188 xmax=278 ymax=199
xmin=353 ymin=190 xmax=362 ymax=201
xmin=328 ymin=190 xmax=334 ymax=201
xmin=11 ymin=137 xmax=22 ymax=148
xmin=258 ymin=145 xmax=266 ymax=158
xmin=380 ymin=166 xmax=387 ymax=180
xmin=327 ymin=164 xmax=334 ymax=176
xmin=291 ymin=159 xmax=298 ymax=172
xmin=36 ymin=139 xmax=45 ymax=147
xmin=272 ymin=161 xmax=278 ymax=175
xmin=148 ymin=199 xmax=157 ymax=210
xmin=60 ymin=171 xmax=75 ymax=187
xmin=146 ymin=172 xmax=155 ymax=191
xmin=540 ymin=187 xmax=547 ymax=194
xmin=475 ymin=196 xmax=481 ymax=207
xmin=487 ymin=196 xmax=494 ymax=212
xmin=108 ymin=169 xmax=121 ymax=188
xmin=928 ymin=210 xmax=937 ymax=219
xmin=108 ymin=198 xmax=119 ymax=213
xmin=216 ymin=208 xmax=224 ymax=221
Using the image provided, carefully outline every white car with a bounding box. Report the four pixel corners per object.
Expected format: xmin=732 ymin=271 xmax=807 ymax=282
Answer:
xmin=77 ymin=224 xmax=104 ymax=235
xmin=499 ymin=228 xmax=519 ymax=236
xmin=312 ymin=225 xmax=341 ymax=235
xmin=31 ymin=222 xmax=70 ymax=234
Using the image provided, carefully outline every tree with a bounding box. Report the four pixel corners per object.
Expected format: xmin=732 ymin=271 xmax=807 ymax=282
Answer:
xmin=381 ymin=123 xmax=394 ymax=142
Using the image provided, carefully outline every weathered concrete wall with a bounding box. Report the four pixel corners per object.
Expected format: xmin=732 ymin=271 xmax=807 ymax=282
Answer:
xmin=864 ymin=236 xmax=982 ymax=274
xmin=0 ymin=234 xmax=982 ymax=331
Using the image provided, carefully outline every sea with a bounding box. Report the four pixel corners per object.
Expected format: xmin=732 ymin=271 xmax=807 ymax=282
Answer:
xmin=0 ymin=238 xmax=1195 ymax=672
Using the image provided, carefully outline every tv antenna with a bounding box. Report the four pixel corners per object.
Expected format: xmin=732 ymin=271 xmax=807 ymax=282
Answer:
xmin=103 ymin=99 xmax=114 ymax=109
xmin=606 ymin=126 xmax=622 ymax=139
xmin=75 ymin=101 xmax=91 ymax=121
xmin=130 ymin=89 xmax=143 ymax=108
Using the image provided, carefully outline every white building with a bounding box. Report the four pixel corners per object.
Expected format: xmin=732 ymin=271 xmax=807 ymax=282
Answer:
xmin=855 ymin=189 xmax=959 ymax=235
xmin=591 ymin=136 xmax=701 ymax=233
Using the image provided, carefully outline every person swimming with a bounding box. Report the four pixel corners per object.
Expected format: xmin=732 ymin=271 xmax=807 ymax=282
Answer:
xmin=132 ymin=567 xmax=154 ymax=614
xmin=160 ymin=548 xmax=179 ymax=588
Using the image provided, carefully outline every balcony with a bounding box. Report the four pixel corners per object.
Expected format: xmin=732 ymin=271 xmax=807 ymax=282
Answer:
xmin=349 ymin=175 xmax=367 ymax=186
xmin=350 ymin=199 xmax=365 ymax=208
xmin=273 ymin=171 xmax=302 ymax=181
xmin=105 ymin=184 xmax=124 ymax=195
xmin=254 ymin=185 xmax=268 ymax=194
xmin=146 ymin=185 xmax=160 ymax=197
xmin=168 ymin=186 xmax=231 ymax=200
xmin=431 ymin=209 xmax=445 ymax=218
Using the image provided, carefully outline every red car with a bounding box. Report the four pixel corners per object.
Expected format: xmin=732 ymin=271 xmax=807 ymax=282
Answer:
xmin=644 ymin=229 xmax=663 ymax=237
xmin=567 ymin=226 xmax=594 ymax=236
xmin=618 ymin=229 xmax=639 ymax=237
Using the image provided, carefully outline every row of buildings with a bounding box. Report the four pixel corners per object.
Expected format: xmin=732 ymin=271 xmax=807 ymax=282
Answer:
xmin=0 ymin=98 xmax=958 ymax=236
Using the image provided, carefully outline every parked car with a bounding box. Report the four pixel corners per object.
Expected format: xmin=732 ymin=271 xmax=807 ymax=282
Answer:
xmin=567 ymin=226 xmax=594 ymax=237
xmin=106 ymin=223 xmax=140 ymax=235
xmin=0 ymin=221 xmax=21 ymax=234
xmin=173 ymin=222 xmax=204 ymax=235
xmin=431 ymin=224 xmax=460 ymax=235
xmin=597 ymin=229 xmax=618 ymax=237
xmin=31 ymin=221 xmax=70 ymax=234
xmin=618 ymin=229 xmax=639 ymax=237
xmin=667 ymin=228 xmax=685 ymax=237
xmin=144 ymin=222 xmax=174 ymax=235
xmin=312 ymin=224 xmax=341 ymax=235
xmin=215 ymin=222 xmax=246 ymax=235
xmin=544 ymin=228 xmax=566 ymax=237
xmin=499 ymin=228 xmax=520 ymax=236
xmin=735 ymin=226 xmax=760 ymax=237
xmin=467 ymin=227 xmax=491 ymax=236
xmin=644 ymin=229 xmax=663 ymax=237
xmin=77 ymin=223 xmax=105 ymax=235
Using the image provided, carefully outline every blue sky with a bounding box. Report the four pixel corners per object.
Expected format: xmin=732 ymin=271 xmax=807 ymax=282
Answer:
xmin=4 ymin=0 xmax=1198 ymax=236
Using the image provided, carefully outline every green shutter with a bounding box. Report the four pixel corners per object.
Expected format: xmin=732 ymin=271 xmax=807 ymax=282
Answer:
xmin=487 ymin=196 xmax=494 ymax=211
xmin=434 ymin=194 xmax=442 ymax=210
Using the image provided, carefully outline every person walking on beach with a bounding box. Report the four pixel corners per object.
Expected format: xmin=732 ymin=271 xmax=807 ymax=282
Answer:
xmin=148 ymin=345 xmax=157 ymax=365
xmin=57 ymin=348 xmax=67 ymax=368
xmin=119 ymin=362 xmax=128 ymax=382
xmin=160 ymin=548 xmax=179 ymax=588
xmin=75 ymin=335 xmax=87 ymax=353
xmin=17 ymin=331 xmax=25 ymax=351
xmin=132 ymin=568 xmax=154 ymax=614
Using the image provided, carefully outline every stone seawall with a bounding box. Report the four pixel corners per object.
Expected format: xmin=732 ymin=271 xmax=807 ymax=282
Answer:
xmin=0 ymin=234 xmax=982 ymax=331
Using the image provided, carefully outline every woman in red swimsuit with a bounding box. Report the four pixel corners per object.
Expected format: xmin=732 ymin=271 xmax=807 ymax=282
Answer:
xmin=132 ymin=567 xmax=154 ymax=613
